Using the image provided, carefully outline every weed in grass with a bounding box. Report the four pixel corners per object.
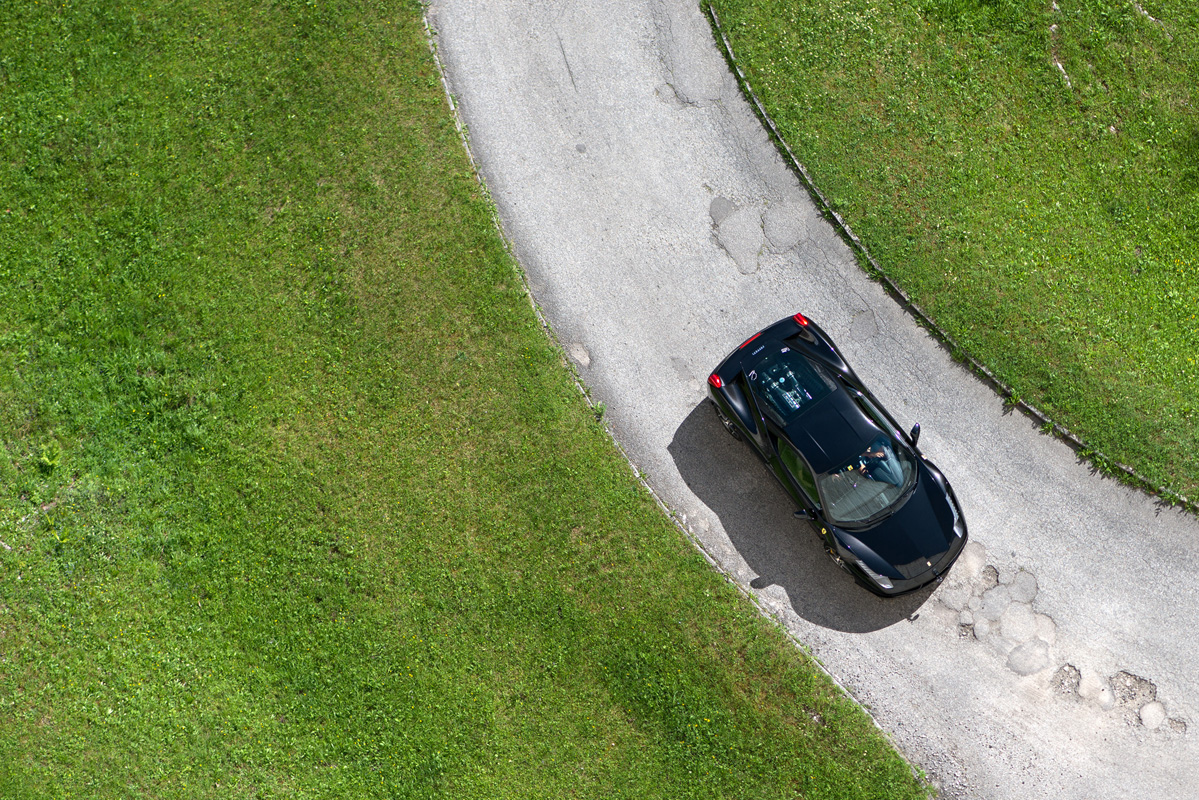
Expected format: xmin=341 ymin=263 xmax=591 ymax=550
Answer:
xmin=35 ymin=441 xmax=61 ymax=476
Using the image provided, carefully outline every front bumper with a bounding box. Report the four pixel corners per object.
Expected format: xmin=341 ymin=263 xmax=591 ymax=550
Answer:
xmin=857 ymin=528 xmax=970 ymax=597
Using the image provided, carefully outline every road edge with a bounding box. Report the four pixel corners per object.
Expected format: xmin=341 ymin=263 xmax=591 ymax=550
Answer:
xmin=420 ymin=4 xmax=934 ymax=788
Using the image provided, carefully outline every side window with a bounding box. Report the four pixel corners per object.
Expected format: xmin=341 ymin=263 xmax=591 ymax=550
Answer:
xmin=779 ymin=440 xmax=820 ymax=508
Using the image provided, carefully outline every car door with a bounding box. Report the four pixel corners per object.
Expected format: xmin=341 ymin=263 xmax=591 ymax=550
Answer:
xmin=776 ymin=439 xmax=818 ymax=510
xmin=776 ymin=438 xmax=838 ymax=548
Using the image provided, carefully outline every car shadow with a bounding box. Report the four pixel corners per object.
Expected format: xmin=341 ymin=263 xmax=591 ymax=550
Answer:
xmin=668 ymin=401 xmax=934 ymax=633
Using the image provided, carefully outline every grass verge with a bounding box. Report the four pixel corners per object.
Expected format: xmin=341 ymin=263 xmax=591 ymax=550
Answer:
xmin=710 ymin=0 xmax=1199 ymax=500
xmin=0 ymin=1 xmax=928 ymax=796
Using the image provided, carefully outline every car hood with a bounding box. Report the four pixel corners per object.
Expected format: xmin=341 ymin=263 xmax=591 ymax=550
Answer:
xmin=838 ymin=461 xmax=956 ymax=579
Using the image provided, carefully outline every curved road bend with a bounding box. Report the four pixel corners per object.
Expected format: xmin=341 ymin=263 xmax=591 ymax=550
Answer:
xmin=428 ymin=2 xmax=1199 ymax=797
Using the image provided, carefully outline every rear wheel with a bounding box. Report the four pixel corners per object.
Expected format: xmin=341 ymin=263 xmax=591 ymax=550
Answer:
xmin=711 ymin=401 xmax=742 ymax=441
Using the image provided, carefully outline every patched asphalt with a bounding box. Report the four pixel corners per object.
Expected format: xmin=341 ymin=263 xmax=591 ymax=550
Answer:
xmin=427 ymin=2 xmax=1199 ymax=796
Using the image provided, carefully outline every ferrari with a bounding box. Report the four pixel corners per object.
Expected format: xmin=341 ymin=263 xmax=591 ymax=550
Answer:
xmin=707 ymin=312 xmax=968 ymax=596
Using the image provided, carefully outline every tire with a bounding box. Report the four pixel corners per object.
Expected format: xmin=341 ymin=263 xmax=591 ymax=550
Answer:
xmin=824 ymin=545 xmax=851 ymax=574
xmin=711 ymin=400 xmax=742 ymax=441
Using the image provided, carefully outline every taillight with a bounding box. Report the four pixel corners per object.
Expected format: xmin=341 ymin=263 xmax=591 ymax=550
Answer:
xmin=708 ymin=373 xmax=723 ymax=389
xmin=739 ymin=332 xmax=762 ymax=349
xmin=793 ymin=312 xmax=810 ymax=327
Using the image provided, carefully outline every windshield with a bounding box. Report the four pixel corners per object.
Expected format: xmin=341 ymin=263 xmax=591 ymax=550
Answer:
xmin=747 ymin=347 xmax=836 ymax=424
xmin=815 ymin=434 xmax=917 ymax=525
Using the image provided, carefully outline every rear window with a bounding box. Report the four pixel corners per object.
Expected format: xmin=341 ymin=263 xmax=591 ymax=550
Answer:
xmin=747 ymin=347 xmax=836 ymax=424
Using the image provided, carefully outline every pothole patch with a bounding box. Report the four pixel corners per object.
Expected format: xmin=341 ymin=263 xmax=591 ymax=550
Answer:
xmin=711 ymin=203 xmax=764 ymax=275
xmin=567 ymin=342 xmax=591 ymax=368
xmin=1007 ymin=638 xmax=1051 ymax=676
xmin=936 ymin=542 xmax=1187 ymax=734
xmin=1051 ymin=663 xmax=1081 ymax=696
xmin=1140 ymin=701 xmax=1168 ymax=730
xmin=1111 ymin=670 xmax=1157 ymax=707
xmin=709 ymin=196 xmax=735 ymax=225
xmin=762 ymin=201 xmax=812 ymax=252
xmin=1078 ymin=672 xmax=1116 ymax=710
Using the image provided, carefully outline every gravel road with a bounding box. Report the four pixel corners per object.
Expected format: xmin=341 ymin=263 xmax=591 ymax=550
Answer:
xmin=427 ymin=2 xmax=1199 ymax=796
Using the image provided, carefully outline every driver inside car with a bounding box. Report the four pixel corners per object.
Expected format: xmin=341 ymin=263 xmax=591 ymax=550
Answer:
xmin=858 ymin=437 xmax=903 ymax=487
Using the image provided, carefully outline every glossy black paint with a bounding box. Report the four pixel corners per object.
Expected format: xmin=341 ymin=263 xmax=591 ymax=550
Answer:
xmin=708 ymin=313 xmax=968 ymax=596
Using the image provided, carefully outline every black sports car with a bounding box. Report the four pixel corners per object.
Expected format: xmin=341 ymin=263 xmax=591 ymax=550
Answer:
xmin=707 ymin=312 xmax=967 ymax=596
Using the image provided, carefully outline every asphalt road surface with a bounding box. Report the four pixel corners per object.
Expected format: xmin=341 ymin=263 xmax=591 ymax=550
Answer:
xmin=427 ymin=2 xmax=1199 ymax=796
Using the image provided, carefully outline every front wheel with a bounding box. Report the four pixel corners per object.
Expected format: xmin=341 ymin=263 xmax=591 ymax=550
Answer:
xmin=824 ymin=545 xmax=851 ymax=574
xmin=711 ymin=401 xmax=742 ymax=441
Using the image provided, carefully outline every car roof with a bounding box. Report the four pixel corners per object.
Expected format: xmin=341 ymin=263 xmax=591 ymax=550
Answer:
xmin=780 ymin=385 xmax=881 ymax=474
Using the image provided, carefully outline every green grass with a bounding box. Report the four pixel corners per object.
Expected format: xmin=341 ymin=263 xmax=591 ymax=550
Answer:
xmin=710 ymin=0 xmax=1199 ymax=500
xmin=0 ymin=1 xmax=928 ymax=797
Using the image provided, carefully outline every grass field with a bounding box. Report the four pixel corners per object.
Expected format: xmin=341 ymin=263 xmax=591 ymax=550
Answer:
xmin=710 ymin=0 xmax=1199 ymax=501
xmin=0 ymin=1 xmax=929 ymax=797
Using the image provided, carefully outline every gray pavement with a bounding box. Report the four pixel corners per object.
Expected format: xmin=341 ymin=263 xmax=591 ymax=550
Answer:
xmin=427 ymin=2 xmax=1199 ymax=796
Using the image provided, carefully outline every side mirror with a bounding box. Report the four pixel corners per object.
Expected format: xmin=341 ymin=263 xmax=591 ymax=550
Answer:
xmin=793 ymin=509 xmax=813 ymax=521
xmin=909 ymin=422 xmax=921 ymax=447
